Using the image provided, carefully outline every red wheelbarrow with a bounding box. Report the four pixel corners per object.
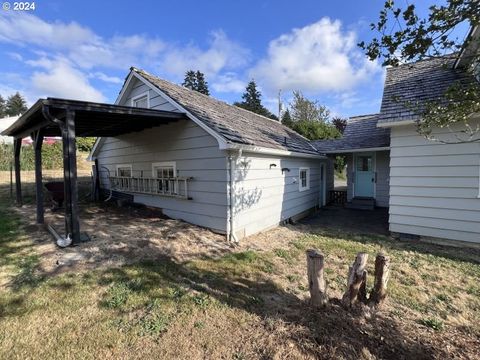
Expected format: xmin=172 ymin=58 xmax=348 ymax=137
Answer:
xmin=44 ymin=181 xmax=64 ymax=210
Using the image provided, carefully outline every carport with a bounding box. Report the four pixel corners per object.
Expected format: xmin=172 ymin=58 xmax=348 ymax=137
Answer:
xmin=1 ymin=98 xmax=187 ymax=244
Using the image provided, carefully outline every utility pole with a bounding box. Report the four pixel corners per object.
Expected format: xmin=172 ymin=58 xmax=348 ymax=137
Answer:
xmin=278 ymin=89 xmax=282 ymax=121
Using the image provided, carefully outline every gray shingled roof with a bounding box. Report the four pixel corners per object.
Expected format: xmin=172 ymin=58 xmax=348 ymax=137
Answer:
xmin=312 ymin=114 xmax=390 ymax=153
xmin=132 ymin=68 xmax=319 ymax=155
xmin=377 ymin=54 xmax=475 ymax=125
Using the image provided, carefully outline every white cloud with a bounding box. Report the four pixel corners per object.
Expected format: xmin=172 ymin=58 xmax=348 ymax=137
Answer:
xmin=250 ymin=18 xmax=381 ymax=94
xmin=31 ymin=59 xmax=106 ymax=102
xmin=160 ymin=30 xmax=250 ymax=78
xmin=211 ymin=72 xmax=245 ymax=93
xmin=89 ymin=72 xmax=123 ymax=84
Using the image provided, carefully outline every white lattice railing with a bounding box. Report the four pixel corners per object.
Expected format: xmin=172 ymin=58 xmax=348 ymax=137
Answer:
xmin=109 ymin=176 xmax=192 ymax=200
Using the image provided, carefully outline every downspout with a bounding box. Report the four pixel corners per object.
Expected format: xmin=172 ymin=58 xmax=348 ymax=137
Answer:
xmin=228 ymin=149 xmax=241 ymax=243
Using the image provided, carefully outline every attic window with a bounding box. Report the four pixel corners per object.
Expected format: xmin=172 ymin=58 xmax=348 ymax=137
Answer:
xmin=132 ymin=92 xmax=149 ymax=108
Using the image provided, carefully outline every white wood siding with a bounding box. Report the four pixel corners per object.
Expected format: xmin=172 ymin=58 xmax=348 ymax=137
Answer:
xmin=345 ymin=151 xmax=390 ymax=207
xmin=389 ymin=123 xmax=480 ymax=244
xmin=232 ymin=153 xmax=323 ymax=238
xmin=96 ymin=79 xmax=228 ymax=233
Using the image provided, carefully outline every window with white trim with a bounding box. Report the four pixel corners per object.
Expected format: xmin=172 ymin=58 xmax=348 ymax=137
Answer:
xmin=132 ymin=92 xmax=149 ymax=108
xmin=299 ymin=167 xmax=310 ymax=192
xmin=152 ymin=162 xmax=176 ymax=192
xmin=116 ymin=164 xmax=132 ymax=177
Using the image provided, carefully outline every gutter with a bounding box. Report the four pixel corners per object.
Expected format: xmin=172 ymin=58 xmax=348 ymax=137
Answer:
xmin=227 ymin=149 xmax=240 ymax=243
xmin=376 ymin=119 xmax=415 ymax=128
xmin=224 ymin=143 xmax=325 ymax=159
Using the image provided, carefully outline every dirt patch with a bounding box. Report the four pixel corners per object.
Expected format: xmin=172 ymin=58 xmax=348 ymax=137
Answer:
xmin=14 ymin=203 xmax=234 ymax=275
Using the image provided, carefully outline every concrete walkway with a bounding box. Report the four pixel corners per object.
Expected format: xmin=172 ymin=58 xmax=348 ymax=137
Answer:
xmin=302 ymin=206 xmax=389 ymax=236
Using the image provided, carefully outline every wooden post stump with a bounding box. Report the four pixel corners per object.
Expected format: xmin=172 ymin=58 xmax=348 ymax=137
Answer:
xmin=306 ymin=249 xmax=328 ymax=307
xmin=342 ymin=252 xmax=368 ymax=307
xmin=369 ymin=253 xmax=390 ymax=307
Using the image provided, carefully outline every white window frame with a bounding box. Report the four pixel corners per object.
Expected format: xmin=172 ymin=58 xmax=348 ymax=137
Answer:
xmin=116 ymin=164 xmax=132 ymax=177
xmin=131 ymin=91 xmax=150 ymax=108
xmin=299 ymin=167 xmax=310 ymax=192
xmin=151 ymin=161 xmax=177 ymax=178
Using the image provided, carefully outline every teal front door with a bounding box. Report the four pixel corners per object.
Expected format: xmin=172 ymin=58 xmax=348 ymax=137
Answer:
xmin=355 ymin=153 xmax=374 ymax=197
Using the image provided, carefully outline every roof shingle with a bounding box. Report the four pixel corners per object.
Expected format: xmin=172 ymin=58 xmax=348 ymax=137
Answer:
xmin=377 ymin=54 xmax=475 ymax=125
xmin=133 ymin=68 xmax=319 ymax=155
xmin=312 ymin=114 xmax=390 ymax=153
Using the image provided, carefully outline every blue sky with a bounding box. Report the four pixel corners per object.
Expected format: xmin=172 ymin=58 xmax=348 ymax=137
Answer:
xmin=0 ymin=0 xmax=461 ymax=118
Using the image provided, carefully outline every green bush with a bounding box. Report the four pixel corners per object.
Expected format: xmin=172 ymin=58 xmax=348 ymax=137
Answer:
xmin=76 ymin=137 xmax=96 ymax=152
xmin=0 ymin=142 xmax=63 ymax=171
xmin=290 ymin=120 xmax=340 ymax=141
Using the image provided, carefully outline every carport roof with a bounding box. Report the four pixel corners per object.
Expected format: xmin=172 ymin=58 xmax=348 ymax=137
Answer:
xmin=1 ymin=97 xmax=188 ymax=139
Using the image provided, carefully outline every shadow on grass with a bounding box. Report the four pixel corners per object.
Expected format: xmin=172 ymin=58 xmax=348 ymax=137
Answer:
xmin=90 ymin=250 xmax=439 ymax=359
xmin=301 ymin=207 xmax=480 ymax=266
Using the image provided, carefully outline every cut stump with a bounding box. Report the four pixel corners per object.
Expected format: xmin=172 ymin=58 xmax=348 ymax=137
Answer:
xmin=369 ymin=253 xmax=391 ymax=307
xmin=342 ymin=252 xmax=368 ymax=307
xmin=306 ymin=249 xmax=328 ymax=307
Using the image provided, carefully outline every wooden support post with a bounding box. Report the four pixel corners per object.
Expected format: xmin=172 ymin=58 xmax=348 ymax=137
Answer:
xmin=61 ymin=110 xmax=80 ymax=244
xmin=369 ymin=253 xmax=391 ymax=307
xmin=13 ymin=139 xmax=22 ymax=207
xmin=342 ymin=252 xmax=368 ymax=307
xmin=306 ymin=249 xmax=328 ymax=307
xmin=33 ymin=130 xmax=45 ymax=224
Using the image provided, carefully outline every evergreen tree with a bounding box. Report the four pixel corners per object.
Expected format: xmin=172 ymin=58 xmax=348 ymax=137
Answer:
xmin=6 ymin=92 xmax=28 ymax=116
xmin=281 ymin=109 xmax=293 ymax=127
xmin=182 ymin=70 xmax=197 ymax=91
xmin=182 ymin=70 xmax=210 ymax=95
xmin=234 ymin=80 xmax=273 ymax=118
xmin=0 ymin=95 xmax=6 ymax=118
xmin=195 ymin=71 xmax=210 ymax=95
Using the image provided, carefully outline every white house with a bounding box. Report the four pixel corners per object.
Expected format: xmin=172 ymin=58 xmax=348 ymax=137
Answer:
xmin=314 ymin=27 xmax=480 ymax=245
xmin=89 ymin=68 xmax=333 ymax=241
xmin=0 ymin=116 xmax=19 ymax=144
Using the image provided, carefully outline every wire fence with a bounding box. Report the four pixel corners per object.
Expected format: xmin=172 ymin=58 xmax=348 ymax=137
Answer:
xmin=0 ymin=167 xmax=93 ymax=204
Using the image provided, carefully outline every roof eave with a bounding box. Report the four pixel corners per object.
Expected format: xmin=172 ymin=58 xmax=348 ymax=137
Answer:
xmin=377 ymin=119 xmax=416 ymax=128
xmin=321 ymin=146 xmax=390 ymax=154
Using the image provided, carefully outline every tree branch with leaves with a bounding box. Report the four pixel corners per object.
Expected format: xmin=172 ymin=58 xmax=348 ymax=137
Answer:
xmin=359 ymin=0 xmax=480 ymax=143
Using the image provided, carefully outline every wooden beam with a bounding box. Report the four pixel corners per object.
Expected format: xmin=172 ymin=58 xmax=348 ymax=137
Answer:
xmin=61 ymin=110 xmax=80 ymax=244
xmin=13 ymin=139 xmax=22 ymax=207
xmin=32 ymin=129 xmax=45 ymax=224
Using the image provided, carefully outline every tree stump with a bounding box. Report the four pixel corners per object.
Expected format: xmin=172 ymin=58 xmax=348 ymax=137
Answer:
xmin=342 ymin=252 xmax=368 ymax=307
xmin=369 ymin=253 xmax=390 ymax=307
xmin=306 ymin=249 xmax=328 ymax=307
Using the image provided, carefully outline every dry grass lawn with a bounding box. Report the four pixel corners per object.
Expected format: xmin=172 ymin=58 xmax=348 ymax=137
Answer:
xmin=0 ymin=199 xmax=479 ymax=359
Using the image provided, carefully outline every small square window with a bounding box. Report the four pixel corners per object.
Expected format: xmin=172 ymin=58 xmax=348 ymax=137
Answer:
xmin=152 ymin=162 xmax=176 ymax=193
xmin=132 ymin=93 xmax=149 ymax=108
xmin=299 ymin=167 xmax=310 ymax=191
xmin=116 ymin=165 xmax=132 ymax=177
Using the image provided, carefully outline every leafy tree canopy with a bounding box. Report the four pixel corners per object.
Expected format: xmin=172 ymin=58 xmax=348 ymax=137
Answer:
xmin=281 ymin=91 xmax=340 ymax=140
xmin=359 ymin=0 xmax=480 ymax=143
xmin=332 ymin=117 xmax=348 ymax=134
xmin=290 ymin=91 xmax=330 ymax=123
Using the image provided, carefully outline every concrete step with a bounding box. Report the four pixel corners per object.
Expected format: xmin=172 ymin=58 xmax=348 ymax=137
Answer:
xmin=346 ymin=197 xmax=375 ymax=210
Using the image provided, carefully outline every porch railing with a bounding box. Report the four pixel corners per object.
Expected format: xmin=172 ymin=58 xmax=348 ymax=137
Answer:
xmin=329 ymin=190 xmax=347 ymax=205
xmin=109 ymin=176 xmax=192 ymax=200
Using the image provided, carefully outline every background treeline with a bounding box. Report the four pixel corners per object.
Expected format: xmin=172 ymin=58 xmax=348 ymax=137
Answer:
xmin=0 ymin=137 xmax=95 ymax=171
